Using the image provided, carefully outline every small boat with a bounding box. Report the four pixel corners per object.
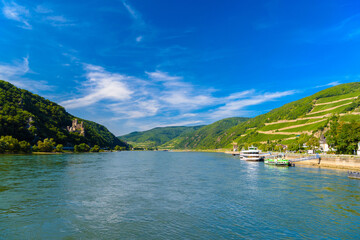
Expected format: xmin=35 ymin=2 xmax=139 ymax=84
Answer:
xmin=348 ymin=171 xmax=360 ymax=179
xmin=240 ymin=146 xmax=263 ymax=161
xmin=265 ymin=156 xmax=291 ymax=166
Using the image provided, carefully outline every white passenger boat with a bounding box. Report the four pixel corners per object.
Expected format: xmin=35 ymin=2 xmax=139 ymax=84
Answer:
xmin=240 ymin=146 xmax=262 ymax=161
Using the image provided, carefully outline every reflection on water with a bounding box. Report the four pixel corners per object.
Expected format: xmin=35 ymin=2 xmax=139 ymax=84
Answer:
xmin=0 ymin=152 xmax=360 ymax=239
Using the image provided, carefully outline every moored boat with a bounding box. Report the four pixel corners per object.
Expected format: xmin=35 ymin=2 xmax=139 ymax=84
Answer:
xmin=348 ymin=171 xmax=360 ymax=179
xmin=265 ymin=157 xmax=290 ymax=166
xmin=240 ymin=146 xmax=263 ymax=161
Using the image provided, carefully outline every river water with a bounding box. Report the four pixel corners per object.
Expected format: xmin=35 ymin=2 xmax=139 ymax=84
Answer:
xmin=0 ymin=151 xmax=359 ymax=239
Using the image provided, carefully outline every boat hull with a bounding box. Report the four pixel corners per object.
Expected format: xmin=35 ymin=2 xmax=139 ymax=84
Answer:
xmin=265 ymin=158 xmax=290 ymax=166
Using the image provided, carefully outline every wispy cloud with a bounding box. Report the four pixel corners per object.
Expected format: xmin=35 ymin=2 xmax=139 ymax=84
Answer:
xmin=2 ymin=1 xmax=31 ymax=29
xmin=61 ymin=64 xmax=133 ymax=109
xmin=1 ymin=1 xmax=74 ymax=29
xmin=136 ymin=36 xmax=143 ymax=42
xmin=0 ymin=57 xmax=51 ymax=91
xmin=0 ymin=57 xmax=29 ymax=77
xmin=210 ymin=91 xmax=296 ymax=119
xmin=328 ymin=14 xmax=360 ymax=40
xmin=121 ymin=0 xmax=144 ymax=26
xmin=299 ymin=13 xmax=360 ymax=43
xmin=44 ymin=15 xmax=73 ymax=27
xmin=315 ymin=81 xmax=341 ymax=88
xmin=34 ymin=4 xmax=53 ymax=14
xmin=62 ymin=64 xmax=296 ymax=133
xmin=121 ymin=0 xmax=152 ymax=43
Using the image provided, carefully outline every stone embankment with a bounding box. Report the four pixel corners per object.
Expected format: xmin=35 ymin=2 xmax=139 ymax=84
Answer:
xmin=285 ymin=153 xmax=360 ymax=171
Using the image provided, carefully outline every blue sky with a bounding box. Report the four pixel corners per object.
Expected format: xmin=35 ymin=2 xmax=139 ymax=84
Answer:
xmin=1 ymin=0 xmax=360 ymax=135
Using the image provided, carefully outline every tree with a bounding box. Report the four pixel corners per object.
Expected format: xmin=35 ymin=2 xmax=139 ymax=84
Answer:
xmin=307 ymin=136 xmax=319 ymax=150
xmin=288 ymin=142 xmax=300 ymax=152
xmin=0 ymin=141 xmax=6 ymax=153
xmin=19 ymin=141 xmax=31 ymax=153
xmin=326 ymin=121 xmax=360 ymax=154
xmin=114 ymin=145 xmax=126 ymax=151
xmin=32 ymin=145 xmax=39 ymax=152
xmin=55 ymin=144 xmax=63 ymax=152
xmin=90 ymin=145 xmax=100 ymax=152
xmin=0 ymin=136 xmax=20 ymax=152
xmin=74 ymin=143 xmax=90 ymax=152
xmin=37 ymin=138 xmax=56 ymax=152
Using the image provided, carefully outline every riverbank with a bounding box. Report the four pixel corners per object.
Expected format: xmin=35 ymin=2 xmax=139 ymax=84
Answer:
xmin=284 ymin=153 xmax=360 ymax=171
xmin=173 ymin=149 xmax=360 ymax=171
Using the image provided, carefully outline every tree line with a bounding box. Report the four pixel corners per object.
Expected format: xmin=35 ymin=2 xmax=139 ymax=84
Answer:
xmin=0 ymin=135 xmax=127 ymax=154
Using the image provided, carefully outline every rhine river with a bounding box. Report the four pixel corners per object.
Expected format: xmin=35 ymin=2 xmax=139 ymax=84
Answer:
xmin=0 ymin=151 xmax=359 ymax=239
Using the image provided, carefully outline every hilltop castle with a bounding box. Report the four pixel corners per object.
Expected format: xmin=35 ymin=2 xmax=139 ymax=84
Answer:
xmin=67 ymin=119 xmax=85 ymax=136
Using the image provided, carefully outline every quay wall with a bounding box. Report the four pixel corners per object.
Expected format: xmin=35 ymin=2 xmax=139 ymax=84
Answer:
xmin=284 ymin=153 xmax=360 ymax=171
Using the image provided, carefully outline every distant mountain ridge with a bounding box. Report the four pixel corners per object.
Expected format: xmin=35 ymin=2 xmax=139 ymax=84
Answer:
xmin=161 ymin=117 xmax=250 ymax=149
xmin=0 ymin=80 xmax=127 ymax=148
xmin=119 ymin=82 xmax=360 ymax=150
xmin=118 ymin=126 xmax=204 ymax=148
xmin=118 ymin=117 xmax=250 ymax=149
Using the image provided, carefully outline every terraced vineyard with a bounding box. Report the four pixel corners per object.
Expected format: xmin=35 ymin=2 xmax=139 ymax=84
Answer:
xmin=239 ymin=90 xmax=360 ymax=145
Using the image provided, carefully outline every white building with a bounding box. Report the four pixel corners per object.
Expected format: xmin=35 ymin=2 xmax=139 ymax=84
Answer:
xmin=319 ymin=135 xmax=330 ymax=152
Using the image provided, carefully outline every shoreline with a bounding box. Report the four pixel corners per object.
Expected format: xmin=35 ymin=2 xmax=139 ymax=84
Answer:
xmin=2 ymin=148 xmax=360 ymax=171
xmin=172 ymin=149 xmax=360 ymax=171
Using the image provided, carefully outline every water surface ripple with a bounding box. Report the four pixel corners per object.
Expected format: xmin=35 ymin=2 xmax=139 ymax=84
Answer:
xmin=0 ymin=152 xmax=359 ymax=239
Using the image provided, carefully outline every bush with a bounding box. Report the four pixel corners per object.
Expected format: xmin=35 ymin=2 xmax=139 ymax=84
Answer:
xmin=0 ymin=136 xmax=20 ymax=152
xmin=55 ymin=144 xmax=63 ymax=152
xmin=19 ymin=141 xmax=31 ymax=153
xmin=32 ymin=145 xmax=39 ymax=152
xmin=114 ymin=145 xmax=126 ymax=151
xmin=74 ymin=143 xmax=90 ymax=152
xmin=37 ymin=138 xmax=56 ymax=152
xmin=90 ymin=145 xmax=100 ymax=152
xmin=0 ymin=136 xmax=32 ymax=153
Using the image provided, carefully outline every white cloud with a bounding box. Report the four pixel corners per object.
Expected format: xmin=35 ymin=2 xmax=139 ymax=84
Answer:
xmin=34 ymin=4 xmax=53 ymax=14
xmin=315 ymin=81 xmax=341 ymax=88
xmin=61 ymin=64 xmax=133 ymax=109
xmin=2 ymin=1 xmax=31 ymax=29
xmin=109 ymin=99 xmax=160 ymax=120
xmin=0 ymin=57 xmax=51 ymax=91
xmin=46 ymin=15 xmax=69 ymax=23
xmin=0 ymin=57 xmax=29 ymax=78
xmin=136 ymin=36 xmax=143 ymax=42
xmin=61 ymin=65 xmax=297 ymax=134
xmin=61 ymin=64 xmax=295 ymax=133
xmin=226 ymin=90 xmax=255 ymax=100
xmin=146 ymin=70 xmax=182 ymax=81
xmin=2 ymin=1 xmax=74 ymax=29
xmin=211 ymin=90 xmax=296 ymax=119
xmin=122 ymin=0 xmax=143 ymax=24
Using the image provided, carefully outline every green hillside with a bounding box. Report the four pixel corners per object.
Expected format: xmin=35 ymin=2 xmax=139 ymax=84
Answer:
xmin=0 ymin=80 xmax=128 ymax=148
xmin=166 ymin=82 xmax=360 ymax=150
xmin=118 ymin=126 xmax=203 ymax=148
xmin=163 ymin=117 xmax=250 ymax=149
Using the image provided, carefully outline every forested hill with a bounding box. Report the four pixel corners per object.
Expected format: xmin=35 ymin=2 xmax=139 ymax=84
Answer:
xmin=118 ymin=117 xmax=250 ymax=149
xmin=118 ymin=126 xmax=204 ymax=147
xmin=171 ymin=82 xmax=360 ymax=151
xmin=0 ymin=80 xmax=127 ymax=148
xmin=162 ymin=117 xmax=250 ymax=149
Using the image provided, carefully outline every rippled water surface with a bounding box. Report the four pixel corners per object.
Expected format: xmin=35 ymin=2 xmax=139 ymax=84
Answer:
xmin=0 ymin=151 xmax=360 ymax=239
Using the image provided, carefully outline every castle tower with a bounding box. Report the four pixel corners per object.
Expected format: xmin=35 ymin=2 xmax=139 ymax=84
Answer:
xmin=67 ymin=119 xmax=85 ymax=136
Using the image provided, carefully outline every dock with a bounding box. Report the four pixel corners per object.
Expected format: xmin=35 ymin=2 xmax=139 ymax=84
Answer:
xmin=225 ymin=151 xmax=240 ymax=155
xmin=264 ymin=154 xmax=320 ymax=167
